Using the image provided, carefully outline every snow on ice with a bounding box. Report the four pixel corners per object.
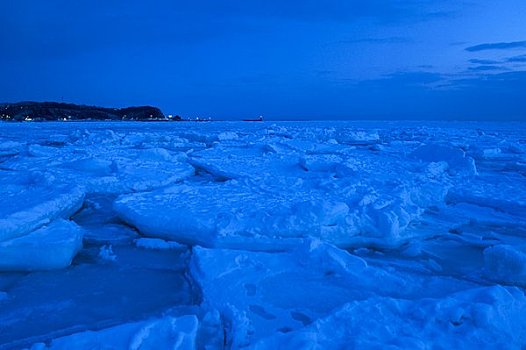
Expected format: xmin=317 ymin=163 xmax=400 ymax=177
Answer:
xmin=30 ymin=315 xmax=199 ymax=350
xmin=0 ymin=121 xmax=525 ymax=349
xmin=0 ymin=220 xmax=83 ymax=271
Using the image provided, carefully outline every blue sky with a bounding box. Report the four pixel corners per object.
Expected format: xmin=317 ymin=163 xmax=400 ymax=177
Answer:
xmin=1 ymin=0 xmax=525 ymax=120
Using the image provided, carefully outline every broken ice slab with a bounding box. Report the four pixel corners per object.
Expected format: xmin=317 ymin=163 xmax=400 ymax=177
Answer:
xmin=410 ymin=143 xmax=477 ymax=176
xmin=0 ymin=140 xmax=24 ymax=157
xmin=188 ymin=144 xmax=301 ymax=180
xmin=5 ymin=145 xmax=195 ymax=194
xmin=114 ymin=177 xmax=448 ymax=250
xmin=0 ymin=220 xmax=83 ymax=271
xmin=189 ymin=240 xmax=477 ymax=347
xmin=446 ymin=173 xmax=526 ymax=218
xmin=115 ymin=160 xmax=195 ymax=193
xmin=30 ymin=315 xmax=198 ymax=350
xmin=113 ymin=180 xmax=352 ymax=248
xmin=0 ymin=176 xmax=85 ymax=242
xmin=253 ymin=286 xmax=526 ymax=349
xmin=135 ymin=237 xmax=186 ymax=251
xmin=54 ymin=153 xmax=195 ymax=194
xmin=483 ymin=244 xmax=526 ymax=286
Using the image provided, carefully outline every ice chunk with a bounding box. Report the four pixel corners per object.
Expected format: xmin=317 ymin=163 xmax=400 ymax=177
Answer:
xmin=137 ymin=147 xmax=188 ymax=163
xmin=98 ymin=245 xmax=117 ymax=262
xmin=190 ymin=241 xmax=474 ymax=347
xmin=0 ymin=220 xmax=83 ymax=271
xmin=483 ymin=245 xmax=526 ymax=285
xmin=335 ymin=129 xmax=380 ymax=145
xmin=135 ymin=237 xmax=186 ymax=250
xmin=276 ymin=139 xmax=348 ymax=154
xmin=190 ymin=242 xmax=370 ymax=347
xmin=32 ymin=315 xmax=198 ymax=350
xmin=69 ymin=129 xmax=122 ymax=145
xmin=114 ymin=181 xmax=351 ymax=248
xmin=114 ymin=176 xmax=445 ymax=250
xmin=425 ymin=161 xmax=449 ymax=178
xmin=62 ymin=158 xmax=114 ymax=176
xmin=217 ymin=131 xmax=239 ymax=141
xmin=470 ymin=145 xmax=509 ymax=160
xmin=114 ymin=185 xmax=217 ymax=246
xmin=480 ymin=147 xmax=502 ymax=158
xmin=338 ymin=182 xmax=449 ymax=248
xmin=411 ymin=144 xmax=477 ymax=176
xmin=253 ymin=286 xmax=526 ymax=349
xmin=0 ymin=140 xmax=23 ymax=157
xmin=54 ymin=156 xmax=194 ymax=194
xmin=446 ymin=174 xmax=526 ymax=217
xmin=506 ymin=142 xmax=526 ymax=154
xmin=0 ymin=181 xmax=85 ymax=242
xmin=298 ymin=154 xmax=355 ymax=177
xmin=9 ymin=136 xmax=194 ymax=194
xmin=115 ymin=160 xmax=195 ymax=192
xmin=27 ymin=144 xmax=61 ymax=158
xmin=188 ymin=144 xmax=299 ymax=180
xmin=179 ymin=131 xmax=219 ymax=145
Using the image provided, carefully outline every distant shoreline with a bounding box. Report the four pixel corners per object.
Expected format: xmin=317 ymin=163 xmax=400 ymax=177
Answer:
xmin=0 ymin=101 xmax=173 ymax=122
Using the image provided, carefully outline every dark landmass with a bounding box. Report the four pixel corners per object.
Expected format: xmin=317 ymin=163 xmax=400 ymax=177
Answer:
xmin=0 ymin=102 xmax=175 ymax=122
xmin=242 ymin=116 xmax=264 ymax=122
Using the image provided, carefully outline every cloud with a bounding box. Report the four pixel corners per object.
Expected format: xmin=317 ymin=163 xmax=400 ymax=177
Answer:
xmin=0 ymin=0 xmax=457 ymax=62
xmin=449 ymin=70 xmax=526 ymax=91
xmin=356 ymin=71 xmax=444 ymax=90
xmin=468 ymin=65 xmax=508 ymax=72
xmin=465 ymin=41 xmax=526 ymax=52
xmin=507 ymin=55 xmax=526 ymax=63
xmin=351 ymin=70 xmax=526 ymax=120
xmin=468 ymin=59 xmax=500 ymax=65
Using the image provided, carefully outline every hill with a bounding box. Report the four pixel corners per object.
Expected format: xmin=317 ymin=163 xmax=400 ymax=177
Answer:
xmin=0 ymin=102 xmax=166 ymax=121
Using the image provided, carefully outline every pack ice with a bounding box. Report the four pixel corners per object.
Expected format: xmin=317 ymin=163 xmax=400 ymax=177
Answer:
xmin=0 ymin=121 xmax=525 ymax=349
xmin=0 ymin=171 xmax=84 ymax=271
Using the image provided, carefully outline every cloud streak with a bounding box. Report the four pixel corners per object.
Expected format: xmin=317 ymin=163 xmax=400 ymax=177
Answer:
xmin=468 ymin=65 xmax=507 ymax=72
xmin=508 ymin=55 xmax=526 ymax=63
xmin=468 ymin=59 xmax=500 ymax=65
xmin=465 ymin=41 xmax=526 ymax=52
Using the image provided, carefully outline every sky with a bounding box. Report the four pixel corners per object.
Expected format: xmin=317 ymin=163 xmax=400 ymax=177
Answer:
xmin=1 ymin=0 xmax=525 ymax=120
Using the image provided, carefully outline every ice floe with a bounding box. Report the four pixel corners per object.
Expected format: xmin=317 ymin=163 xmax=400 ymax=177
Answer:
xmin=30 ymin=315 xmax=199 ymax=350
xmin=0 ymin=220 xmax=83 ymax=271
xmin=0 ymin=175 xmax=84 ymax=242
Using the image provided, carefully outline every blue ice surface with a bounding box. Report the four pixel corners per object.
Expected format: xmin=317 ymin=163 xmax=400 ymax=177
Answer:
xmin=0 ymin=120 xmax=525 ymax=349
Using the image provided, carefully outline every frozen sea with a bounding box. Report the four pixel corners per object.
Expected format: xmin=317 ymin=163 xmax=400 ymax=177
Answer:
xmin=0 ymin=120 xmax=525 ymax=349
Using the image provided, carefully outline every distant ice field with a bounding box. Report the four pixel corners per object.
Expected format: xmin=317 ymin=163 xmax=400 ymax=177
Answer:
xmin=0 ymin=120 xmax=525 ymax=349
